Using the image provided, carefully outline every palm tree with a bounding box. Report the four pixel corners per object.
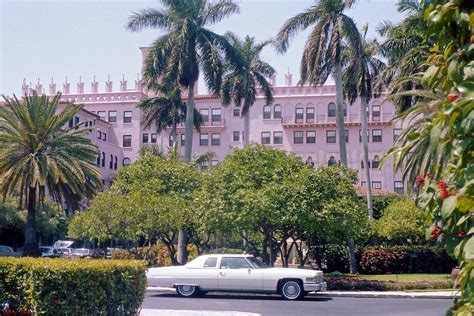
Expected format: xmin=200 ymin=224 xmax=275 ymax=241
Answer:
xmin=127 ymin=0 xmax=239 ymax=162
xmin=343 ymin=25 xmax=386 ymax=218
xmin=275 ymin=0 xmax=362 ymax=166
xmin=0 ymin=92 xmax=102 ymax=256
xmin=138 ymin=87 xmax=202 ymax=150
xmin=128 ymin=0 xmax=239 ymax=264
xmin=221 ymin=33 xmax=276 ymax=146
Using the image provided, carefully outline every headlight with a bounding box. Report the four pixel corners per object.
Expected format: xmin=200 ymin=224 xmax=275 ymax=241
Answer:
xmin=306 ymin=276 xmax=318 ymax=283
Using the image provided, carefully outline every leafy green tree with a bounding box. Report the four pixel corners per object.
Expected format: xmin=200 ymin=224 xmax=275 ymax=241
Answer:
xmin=220 ymin=34 xmax=276 ymax=146
xmin=382 ymin=1 xmax=473 ymax=312
xmin=376 ymin=199 xmax=425 ymax=245
xmin=343 ymin=25 xmax=386 ymax=218
xmin=138 ymin=87 xmax=202 ymax=150
xmin=0 ymin=92 xmax=102 ymax=256
xmin=127 ymin=0 xmax=240 ymax=263
xmin=275 ymin=0 xmax=362 ymax=166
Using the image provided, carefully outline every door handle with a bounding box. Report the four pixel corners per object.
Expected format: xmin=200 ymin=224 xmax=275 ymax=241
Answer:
xmin=220 ymin=271 xmax=226 ymax=276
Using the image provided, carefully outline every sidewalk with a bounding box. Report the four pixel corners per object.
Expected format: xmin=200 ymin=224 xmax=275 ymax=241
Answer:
xmin=146 ymin=287 xmax=459 ymax=299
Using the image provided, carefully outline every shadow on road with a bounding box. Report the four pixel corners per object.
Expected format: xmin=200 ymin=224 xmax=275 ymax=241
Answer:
xmin=149 ymin=293 xmax=333 ymax=302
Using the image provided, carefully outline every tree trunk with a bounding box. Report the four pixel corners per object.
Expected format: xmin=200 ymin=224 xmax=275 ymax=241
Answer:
xmin=171 ymin=116 xmax=178 ymax=150
xmin=334 ymin=61 xmax=347 ymax=166
xmin=178 ymin=83 xmax=195 ymax=265
xmin=360 ymin=95 xmax=373 ymax=217
xmin=23 ymin=186 xmax=39 ymax=257
xmin=348 ymin=239 xmax=358 ymax=274
xmin=243 ymin=109 xmax=250 ymax=146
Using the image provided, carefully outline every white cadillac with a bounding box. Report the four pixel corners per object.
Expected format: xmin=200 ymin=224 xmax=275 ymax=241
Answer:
xmin=147 ymin=254 xmax=327 ymax=300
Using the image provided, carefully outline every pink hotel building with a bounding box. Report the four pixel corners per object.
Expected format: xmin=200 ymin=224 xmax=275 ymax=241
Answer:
xmin=21 ymin=48 xmax=405 ymax=193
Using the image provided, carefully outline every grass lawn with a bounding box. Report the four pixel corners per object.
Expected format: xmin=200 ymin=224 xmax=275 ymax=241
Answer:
xmin=325 ymin=273 xmax=451 ymax=282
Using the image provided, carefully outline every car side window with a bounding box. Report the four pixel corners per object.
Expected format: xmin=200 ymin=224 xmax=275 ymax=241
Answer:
xmin=203 ymin=257 xmax=217 ymax=268
xmin=220 ymin=257 xmax=253 ymax=269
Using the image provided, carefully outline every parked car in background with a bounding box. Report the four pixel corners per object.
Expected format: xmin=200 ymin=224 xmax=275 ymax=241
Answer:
xmin=147 ymin=254 xmax=326 ymax=300
xmin=0 ymin=245 xmax=21 ymax=257
xmin=71 ymin=248 xmax=96 ymax=259
xmin=40 ymin=246 xmax=60 ymax=258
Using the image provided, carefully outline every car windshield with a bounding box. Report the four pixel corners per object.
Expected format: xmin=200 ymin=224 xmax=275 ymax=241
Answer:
xmin=247 ymin=256 xmax=269 ymax=269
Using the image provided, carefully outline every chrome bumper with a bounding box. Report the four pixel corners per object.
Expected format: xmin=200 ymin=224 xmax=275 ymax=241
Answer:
xmin=303 ymin=282 xmax=327 ymax=292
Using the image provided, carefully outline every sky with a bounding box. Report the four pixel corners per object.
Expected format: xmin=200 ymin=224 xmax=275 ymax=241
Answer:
xmin=0 ymin=0 xmax=405 ymax=97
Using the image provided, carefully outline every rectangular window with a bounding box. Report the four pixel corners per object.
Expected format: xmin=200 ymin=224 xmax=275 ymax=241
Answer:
xmin=233 ymin=108 xmax=240 ymax=117
xmin=345 ymin=130 xmax=349 ymax=143
xmin=295 ymin=108 xmax=304 ymax=123
xmin=359 ymin=129 xmax=370 ymax=143
xmin=200 ymin=133 xmax=209 ymax=146
xmin=372 ymin=181 xmax=382 ymax=189
xmin=211 ymin=133 xmax=221 ymax=146
xmin=97 ymin=111 xmax=106 ymax=120
xmin=102 ymin=132 xmax=107 ymax=141
xmin=233 ymin=131 xmax=240 ymax=142
xmin=200 ymin=160 xmax=209 ymax=170
xmin=142 ymin=133 xmax=149 ymax=143
xmin=393 ymin=128 xmax=402 ymax=141
xmin=294 ymin=131 xmax=304 ymax=144
xmin=306 ymin=107 xmax=315 ymax=123
xmin=169 ymin=134 xmax=176 ymax=146
xmin=151 ymin=133 xmax=157 ymax=144
xmin=361 ymin=181 xmax=366 ymax=187
xmin=326 ymin=130 xmax=336 ymax=143
xmin=180 ymin=134 xmax=185 ymax=146
xmin=123 ymin=111 xmax=132 ymax=123
xmin=261 ymin=132 xmax=271 ymax=144
xmin=372 ymin=129 xmax=383 ymax=142
xmin=123 ymin=135 xmax=132 ymax=148
xmin=68 ymin=118 xmax=74 ymax=129
xmin=306 ymin=131 xmax=316 ymax=144
xmin=108 ymin=111 xmax=117 ymax=123
xmin=211 ymin=108 xmax=221 ymax=125
xmin=199 ymin=109 xmax=209 ymax=125
xmin=394 ymin=181 xmax=404 ymax=194
xmin=372 ymin=104 xmax=381 ymax=120
xmin=211 ymin=160 xmax=219 ymax=166
xmin=273 ymin=131 xmax=283 ymax=144
xmin=97 ymin=131 xmax=102 ymax=139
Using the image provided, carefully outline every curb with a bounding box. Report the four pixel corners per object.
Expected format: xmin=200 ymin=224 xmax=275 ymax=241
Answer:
xmin=146 ymin=287 xmax=459 ymax=299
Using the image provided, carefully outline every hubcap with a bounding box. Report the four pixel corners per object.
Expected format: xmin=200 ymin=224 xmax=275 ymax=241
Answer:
xmin=179 ymin=285 xmax=194 ymax=295
xmin=283 ymin=282 xmax=300 ymax=299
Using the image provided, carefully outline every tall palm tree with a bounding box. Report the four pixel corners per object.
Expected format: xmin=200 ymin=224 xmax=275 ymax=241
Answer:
xmin=275 ymin=0 xmax=362 ymax=166
xmin=343 ymin=25 xmax=386 ymax=218
xmin=128 ymin=0 xmax=240 ymax=264
xmin=221 ymin=33 xmax=276 ymax=146
xmin=127 ymin=0 xmax=239 ymax=162
xmin=0 ymin=92 xmax=102 ymax=256
xmin=139 ymin=87 xmax=202 ymax=150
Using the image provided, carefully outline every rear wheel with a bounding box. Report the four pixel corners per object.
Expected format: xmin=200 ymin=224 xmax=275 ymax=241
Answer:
xmin=176 ymin=285 xmax=199 ymax=297
xmin=280 ymin=280 xmax=303 ymax=300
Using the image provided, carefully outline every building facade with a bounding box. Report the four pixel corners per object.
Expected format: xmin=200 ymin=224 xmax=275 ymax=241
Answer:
xmin=21 ymin=58 xmax=405 ymax=193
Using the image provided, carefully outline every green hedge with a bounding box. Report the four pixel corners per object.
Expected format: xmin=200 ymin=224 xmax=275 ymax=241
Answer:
xmin=0 ymin=258 xmax=147 ymax=315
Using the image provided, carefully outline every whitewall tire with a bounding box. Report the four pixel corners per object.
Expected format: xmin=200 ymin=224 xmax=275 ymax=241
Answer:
xmin=176 ymin=285 xmax=199 ymax=297
xmin=280 ymin=280 xmax=303 ymax=300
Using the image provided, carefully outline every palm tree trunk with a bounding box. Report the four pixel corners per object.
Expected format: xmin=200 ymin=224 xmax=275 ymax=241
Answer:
xmin=23 ymin=186 xmax=39 ymax=257
xmin=184 ymin=83 xmax=195 ymax=162
xmin=243 ymin=109 xmax=250 ymax=146
xmin=334 ymin=60 xmax=347 ymax=166
xmin=178 ymin=83 xmax=195 ymax=265
xmin=360 ymin=95 xmax=373 ymax=217
xmin=348 ymin=239 xmax=358 ymax=274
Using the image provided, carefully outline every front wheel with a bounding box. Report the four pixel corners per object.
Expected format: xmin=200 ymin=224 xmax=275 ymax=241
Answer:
xmin=176 ymin=285 xmax=199 ymax=297
xmin=280 ymin=280 xmax=303 ymax=300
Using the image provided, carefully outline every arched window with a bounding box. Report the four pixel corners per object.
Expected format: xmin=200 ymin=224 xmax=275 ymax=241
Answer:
xmin=101 ymin=152 xmax=105 ymax=167
xmin=263 ymin=105 xmax=271 ymax=119
xmin=273 ymin=104 xmax=282 ymax=119
xmin=328 ymin=103 xmax=336 ymax=117
xmin=123 ymin=157 xmax=131 ymax=166
xmin=114 ymin=156 xmax=118 ymax=170
xmin=372 ymin=155 xmax=380 ymax=169
xmin=109 ymin=154 xmax=113 ymax=169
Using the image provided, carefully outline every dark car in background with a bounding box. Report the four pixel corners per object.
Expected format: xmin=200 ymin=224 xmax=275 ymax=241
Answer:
xmin=0 ymin=245 xmax=21 ymax=257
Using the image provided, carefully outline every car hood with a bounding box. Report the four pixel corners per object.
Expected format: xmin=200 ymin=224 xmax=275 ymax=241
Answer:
xmin=263 ymin=267 xmax=322 ymax=277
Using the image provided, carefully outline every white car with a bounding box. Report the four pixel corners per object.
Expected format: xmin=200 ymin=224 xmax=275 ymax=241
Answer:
xmin=147 ymin=254 xmax=326 ymax=300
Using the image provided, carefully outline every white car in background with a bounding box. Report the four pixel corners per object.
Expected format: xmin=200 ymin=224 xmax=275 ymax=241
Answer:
xmin=147 ymin=254 xmax=326 ymax=300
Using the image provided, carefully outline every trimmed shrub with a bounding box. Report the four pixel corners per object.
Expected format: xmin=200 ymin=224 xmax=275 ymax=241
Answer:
xmin=359 ymin=246 xmax=456 ymax=274
xmin=326 ymin=277 xmax=454 ymax=291
xmin=0 ymin=258 xmax=146 ymax=314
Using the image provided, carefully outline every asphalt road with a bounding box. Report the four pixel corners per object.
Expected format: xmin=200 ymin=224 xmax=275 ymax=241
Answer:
xmin=142 ymin=291 xmax=452 ymax=316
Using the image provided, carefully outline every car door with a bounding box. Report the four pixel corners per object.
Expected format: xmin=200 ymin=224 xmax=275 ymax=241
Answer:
xmin=195 ymin=257 xmax=219 ymax=290
xmin=218 ymin=257 xmax=264 ymax=291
